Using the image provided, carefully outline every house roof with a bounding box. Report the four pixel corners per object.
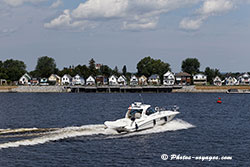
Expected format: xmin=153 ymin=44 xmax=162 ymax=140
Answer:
xmin=86 ymin=76 xmax=95 ymax=81
xmin=163 ymin=71 xmax=173 ymax=77
xmin=213 ymin=76 xmax=221 ymax=81
xmin=109 ymin=75 xmax=118 ymax=79
xmin=175 ymin=72 xmax=191 ymax=77
xmin=139 ymin=75 xmax=147 ymax=79
xmin=63 ymin=74 xmax=72 ymax=79
xmin=194 ymin=73 xmax=206 ymax=77
xmin=242 ymin=73 xmax=250 ymax=78
xmin=149 ymin=74 xmax=159 ymax=79
xmin=118 ymin=75 xmax=127 ymax=80
xmin=50 ymin=74 xmax=61 ymax=79
xmin=130 ymin=75 xmax=138 ymax=81
xmin=23 ymin=73 xmax=31 ymax=80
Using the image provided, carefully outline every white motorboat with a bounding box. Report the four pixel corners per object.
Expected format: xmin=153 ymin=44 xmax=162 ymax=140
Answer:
xmin=104 ymin=102 xmax=180 ymax=133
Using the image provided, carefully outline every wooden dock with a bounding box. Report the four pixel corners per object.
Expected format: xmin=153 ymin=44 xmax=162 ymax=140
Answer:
xmin=68 ymin=85 xmax=182 ymax=93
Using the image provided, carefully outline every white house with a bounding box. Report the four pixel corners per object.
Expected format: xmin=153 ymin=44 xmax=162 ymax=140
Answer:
xmin=109 ymin=75 xmax=118 ymax=85
xmin=62 ymin=74 xmax=72 ymax=85
xmin=224 ymin=76 xmax=238 ymax=86
xmin=238 ymin=73 xmax=250 ymax=85
xmin=117 ymin=75 xmax=127 ymax=85
xmin=130 ymin=75 xmax=138 ymax=86
xmin=19 ymin=73 xmax=31 ymax=85
xmin=148 ymin=74 xmax=160 ymax=85
xmin=86 ymin=76 xmax=95 ymax=85
xmin=163 ymin=71 xmax=175 ymax=86
xmin=193 ymin=73 xmax=207 ymax=85
xmin=72 ymin=74 xmax=85 ymax=85
xmin=213 ymin=76 xmax=222 ymax=86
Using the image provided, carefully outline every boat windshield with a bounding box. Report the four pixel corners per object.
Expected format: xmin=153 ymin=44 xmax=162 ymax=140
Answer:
xmin=128 ymin=109 xmax=143 ymax=119
xmin=146 ymin=107 xmax=156 ymax=116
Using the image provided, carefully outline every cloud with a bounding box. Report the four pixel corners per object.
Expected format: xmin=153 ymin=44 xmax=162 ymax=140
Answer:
xmin=3 ymin=0 xmax=47 ymax=7
xmin=44 ymin=10 xmax=96 ymax=31
xmin=180 ymin=0 xmax=235 ymax=30
xmin=197 ymin=0 xmax=234 ymax=15
xmin=179 ymin=17 xmax=206 ymax=31
xmin=45 ymin=0 xmax=200 ymax=31
xmin=0 ymin=27 xmax=18 ymax=37
xmin=50 ymin=0 xmax=63 ymax=8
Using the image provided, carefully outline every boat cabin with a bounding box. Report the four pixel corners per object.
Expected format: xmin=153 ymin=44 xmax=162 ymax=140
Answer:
xmin=125 ymin=102 xmax=156 ymax=120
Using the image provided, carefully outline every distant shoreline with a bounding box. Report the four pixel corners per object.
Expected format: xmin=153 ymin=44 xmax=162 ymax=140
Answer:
xmin=1 ymin=85 xmax=250 ymax=93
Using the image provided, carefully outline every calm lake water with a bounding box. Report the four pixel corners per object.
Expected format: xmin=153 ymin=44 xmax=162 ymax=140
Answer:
xmin=0 ymin=93 xmax=249 ymax=166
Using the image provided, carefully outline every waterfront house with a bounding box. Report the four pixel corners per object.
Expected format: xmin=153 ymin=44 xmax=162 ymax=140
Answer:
xmin=139 ymin=75 xmax=147 ymax=85
xmin=72 ymin=74 xmax=85 ymax=85
xmin=30 ymin=78 xmax=39 ymax=86
xmin=224 ymin=76 xmax=238 ymax=86
xmin=109 ymin=75 xmax=118 ymax=86
xmin=19 ymin=73 xmax=31 ymax=85
xmin=163 ymin=71 xmax=175 ymax=86
xmin=48 ymin=74 xmax=61 ymax=85
xmin=40 ymin=78 xmax=49 ymax=86
xmin=213 ymin=76 xmax=222 ymax=86
xmin=193 ymin=73 xmax=207 ymax=85
xmin=86 ymin=76 xmax=95 ymax=86
xmin=148 ymin=74 xmax=160 ymax=85
xmin=130 ymin=75 xmax=138 ymax=86
xmin=175 ymin=72 xmax=191 ymax=85
xmin=96 ymin=75 xmax=108 ymax=85
xmin=62 ymin=74 xmax=72 ymax=85
xmin=71 ymin=74 xmax=84 ymax=86
xmin=0 ymin=79 xmax=7 ymax=86
xmin=117 ymin=75 xmax=127 ymax=86
xmin=238 ymin=73 xmax=250 ymax=85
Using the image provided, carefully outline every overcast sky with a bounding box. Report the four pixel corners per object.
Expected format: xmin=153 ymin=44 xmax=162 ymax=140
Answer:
xmin=0 ymin=0 xmax=250 ymax=73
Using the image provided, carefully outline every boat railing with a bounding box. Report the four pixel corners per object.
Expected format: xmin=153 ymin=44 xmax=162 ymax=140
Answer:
xmin=155 ymin=105 xmax=179 ymax=112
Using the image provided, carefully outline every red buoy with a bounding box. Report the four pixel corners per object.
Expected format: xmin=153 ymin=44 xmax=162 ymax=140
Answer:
xmin=217 ymin=97 xmax=222 ymax=104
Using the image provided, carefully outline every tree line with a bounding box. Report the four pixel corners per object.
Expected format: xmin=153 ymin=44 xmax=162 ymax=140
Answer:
xmin=0 ymin=56 xmax=248 ymax=85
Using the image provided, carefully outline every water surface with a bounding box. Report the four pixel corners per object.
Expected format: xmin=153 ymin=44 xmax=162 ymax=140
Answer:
xmin=0 ymin=93 xmax=249 ymax=166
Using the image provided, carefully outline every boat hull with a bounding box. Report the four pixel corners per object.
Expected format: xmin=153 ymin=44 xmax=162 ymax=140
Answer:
xmin=105 ymin=111 xmax=179 ymax=133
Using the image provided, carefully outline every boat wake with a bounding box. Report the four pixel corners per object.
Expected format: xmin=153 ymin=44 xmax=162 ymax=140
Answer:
xmin=0 ymin=127 xmax=58 ymax=135
xmin=0 ymin=119 xmax=194 ymax=150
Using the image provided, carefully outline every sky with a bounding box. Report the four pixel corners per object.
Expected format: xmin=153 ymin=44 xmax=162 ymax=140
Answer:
xmin=0 ymin=0 xmax=250 ymax=73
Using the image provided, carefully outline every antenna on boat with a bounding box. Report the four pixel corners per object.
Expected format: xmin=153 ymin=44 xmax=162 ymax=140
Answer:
xmin=139 ymin=94 xmax=144 ymax=103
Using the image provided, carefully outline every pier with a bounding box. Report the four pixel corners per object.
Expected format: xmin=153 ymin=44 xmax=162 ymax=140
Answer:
xmin=68 ymin=85 xmax=182 ymax=93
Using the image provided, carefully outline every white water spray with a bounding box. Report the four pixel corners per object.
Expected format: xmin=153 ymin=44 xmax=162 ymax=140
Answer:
xmin=0 ymin=119 xmax=194 ymax=149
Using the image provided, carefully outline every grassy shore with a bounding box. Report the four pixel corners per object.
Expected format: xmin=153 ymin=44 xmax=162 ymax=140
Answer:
xmin=0 ymin=86 xmax=18 ymax=90
xmin=195 ymin=85 xmax=250 ymax=90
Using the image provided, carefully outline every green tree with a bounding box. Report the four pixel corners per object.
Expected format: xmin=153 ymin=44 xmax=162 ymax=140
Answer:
xmin=122 ymin=65 xmax=127 ymax=76
xmin=3 ymin=59 xmax=26 ymax=81
xmin=112 ymin=66 xmax=119 ymax=76
xmin=35 ymin=56 xmax=57 ymax=78
xmin=89 ymin=58 xmax=97 ymax=76
xmin=58 ymin=67 xmax=75 ymax=77
xmin=100 ymin=65 xmax=112 ymax=77
xmin=181 ymin=58 xmax=200 ymax=75
xmin=137 ymin=56 xmax=170 ymax=78
xmin=74 ymin=65 xmax=90 ymax=79
xmin=204 ymin=67 xmax=221 ymax=84
xmin=0 ymin=60 xmax=8 ymax=79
